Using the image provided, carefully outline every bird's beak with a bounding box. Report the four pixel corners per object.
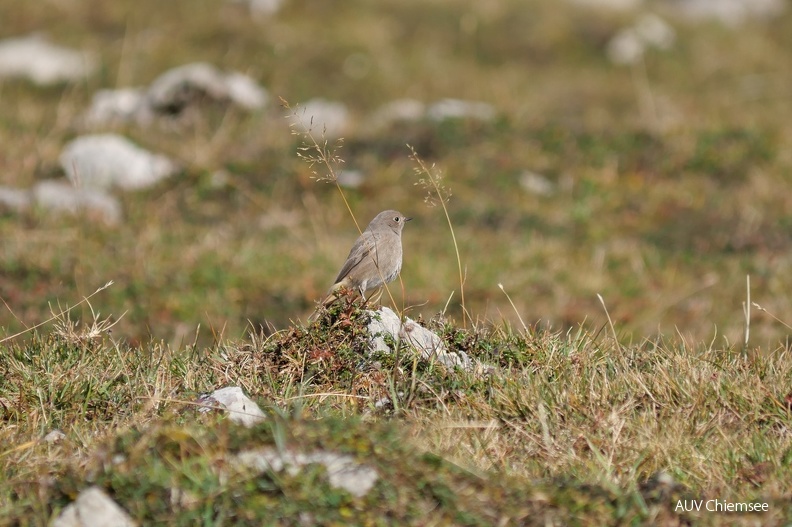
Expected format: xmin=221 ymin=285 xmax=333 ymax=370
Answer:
xmin=405 ymin=217 xmax=413 ymax=222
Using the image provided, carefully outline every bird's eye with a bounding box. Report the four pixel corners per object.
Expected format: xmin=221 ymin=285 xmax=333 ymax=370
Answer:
xmin=394 ymin=216 xmax=400 ymax=222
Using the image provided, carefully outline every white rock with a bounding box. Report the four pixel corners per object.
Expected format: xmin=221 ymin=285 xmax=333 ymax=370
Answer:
xmin=607 ymin=14 xmax=675 ymax=65
xmin=0 ymin=187 xmax=32 ymax=212
xmin=0 ymin=34 xmax=96 ymax=85
xmin=198 ymin=386 xmax=266 ymax=428
xmin=336 ymin=169 xmax=365 ymax=189
xmin=146 ymin=62 xmax=267 ymax=113
xmin=232 ymin=0 xmax=285 ymax=16
xmin=51 ymin=486 xmax=136 ymax=527
xmin=44 ymin=429 xmax=67 ymax=443
xmin=634 ymin=14 xmax=675 ymax=50
xmin=426 ymin=99 xmax=496 ymax=122
xmin=368 ymin=98 xmax=426 ymax=129
xmin=290 ymin=98 xmax=350 ymax=139
xmin=666 ymin=0 xmax=785 ymax=26
xmin=224 ymin=71 xmax=269 ymax=109
xmin=567 ymin=0 xmax=643 ymax=9
xmin=235 ymin=448 xmax=379 ymax=497
xmin=60 ymin=134 xmax=177 ymax=191
xmin=83 ymin=88 xmax=149 ymax=126
xmin=607 ymin=29 xmax=645 ymax=65
xmin=32 ymin=181 xmax=122 ymax=225
xmin=367 ymin=307 xmax=472 ymax=370
xmin=519 ymin=171 xmax=556 ymax=196
xmin=83 ymin=64 xmax=267 ymax=126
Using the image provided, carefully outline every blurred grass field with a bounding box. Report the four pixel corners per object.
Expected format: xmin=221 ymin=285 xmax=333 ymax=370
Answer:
xmin=2 ymin=0 xmax=792 ymax=524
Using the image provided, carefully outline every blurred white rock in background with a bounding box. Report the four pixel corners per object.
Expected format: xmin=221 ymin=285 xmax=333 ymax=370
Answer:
xmin=607 ymin=14 xmax=676 ymax=65
xmin=32 ymin=180 xmax=122 ymax=225
xmin=665 ymin=0 xmax=785 ymax=26
xmin=367 ymin=98 xmax=426 ymax=130
xmin=427 ymin=99 xmax=496 ymax=122
xmin=288 ymin=98 xmax=351 ymax=139
xmin=0 ymin=187 xmax=33 ymax=212
xmin=519 ymin=171 xmax=556 ymax=197
xmin=60 ymin=134 xmax=178 ymax=191
xmin=234 ymin=448 xmax=379 ymax=498
xmin=336 ymin=169 xmax=365 ymax=190
xmin=146 ymin=62 xmax=267 ymax=113
xmin=84 ymin=62 xmax=268 ymax=126
xmin=0 ymin=34 xmax=96 ymax=85
xmin=83 ymin=88 xmax=148 ymax=126
xmin=567 ymin=0 xmax=643 ymax=9
xmin=232 ymin=0 xmax=286 ymax=16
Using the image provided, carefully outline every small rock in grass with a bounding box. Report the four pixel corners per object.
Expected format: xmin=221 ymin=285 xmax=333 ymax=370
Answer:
xmin=60 ymin=134 xmax=177 ymax=191
xmin=51 ymin=486 xmax=136 ymax=527
xmin=607 ymin=14 xmax=675 ymax=65
xmin=83 ymin=63 xmax=268 ymax=126
xmin=0 ymin=187 xmax=33 ymax=212
xmin=336 ymin=169 xmax=365 ymax=189
xmin=367 ymin=307 xmax=473 ymax=370
xmin=197 ymin=386 xmax=266 ymax=428
xmin=234 ymin=448 xmax=379 ymax=497
xmin=33 ymin=180 xmax=122 ymax=225
xmin=83 ymin=88 xmax=149 ymax=126
xmin=146 ymin=62 xmax=268 ymax=114
xmin=426 ymin=98 xmax=496 ymax=122
xmin=44 ymin=429 xmax=66 ymax=444
xmin=288 ymin=98 xmax=350 ymax=139
xmin=519 ymin=171 xmax=556 ymax=197
xmin=0 ymin=34 xmax=96 ymax=85
xmin=367 ymin=98 xmax=426 ymax=130
xmin=666 ymin=0 xmax=785 ymax=26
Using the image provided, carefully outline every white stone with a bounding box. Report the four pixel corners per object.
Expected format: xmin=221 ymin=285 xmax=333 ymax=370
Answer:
xmin=44 ymin=429 xmax=66 ymax=443
xmin=235 ymin=448 xmax=379 ymax=497
xmin=607 ymin=29 xmax=645 ymax=65
xmin=83 ymin=64 xmax=267 ymax=126
xmin=336 ymin=169 xmax=365 ymax=189
xmin=367 ymin=307 xmax=472 ymax=370
xmin=146 ymin=62 xmax=267 ymax=113
xmin=83 ymin=88 xmax=148 ymax=126
xmin=290 ymin=98 xmax=350 ymax=139
xmin=199 ymin=386 xmax=266 ymax=428
xmin=232 ymin=0 xmax=285 ymax=16
xmin=666 ymin=0 xmax=785 ymax=26
xmin=426 ymin=99 xmax=496 ymax=122
xmin=0 ymin=34 xmax=96 ymax=85
xmin=224 ymin=71 xmax=269 ymax=109
xmin=32 ymin=180 xmax=122 ymax=225
xmin=51 ymin=486 xmax=136 ymax=527
xmin=0 ymin=187 xmax=32 ymax=212
xmin=607 ymin=14 xmax=675 ymax=65
xmin=519 ymin=171 xmax=556 ymax=196
xmin=634 ymin=14 xmax=675 ymax=50
xmin=60 ymin=134 xmax=177 ymax=191
xmin=567 ymin=0 xmax=642 ymax=9
xmin=368 ymin=98 xmax=426 ymax=129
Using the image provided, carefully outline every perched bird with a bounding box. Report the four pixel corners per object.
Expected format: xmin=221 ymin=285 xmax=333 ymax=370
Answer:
xmin=320 ymin=209 xmax=411 ymax=307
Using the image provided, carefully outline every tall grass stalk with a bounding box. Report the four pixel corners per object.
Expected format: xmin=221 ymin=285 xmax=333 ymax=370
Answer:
xmin=409 ymin=146 xmax=467 ymax=328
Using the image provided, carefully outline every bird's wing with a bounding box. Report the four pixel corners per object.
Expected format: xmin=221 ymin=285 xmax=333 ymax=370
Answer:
xmin=333 ymin=231 xmax=378 ymax=284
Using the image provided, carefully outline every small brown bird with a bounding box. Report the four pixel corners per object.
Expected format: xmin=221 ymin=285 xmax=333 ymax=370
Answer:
xmin=321 ymin=209 xmax=411 ymax=306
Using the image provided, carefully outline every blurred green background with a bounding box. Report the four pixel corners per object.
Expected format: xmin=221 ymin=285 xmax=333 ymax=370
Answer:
xmin=1 ymin=0 xmax=791 ymax=347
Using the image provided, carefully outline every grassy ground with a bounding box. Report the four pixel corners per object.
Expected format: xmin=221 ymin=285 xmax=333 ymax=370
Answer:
xmin=1 ymin=0 xmax=792 ymax=524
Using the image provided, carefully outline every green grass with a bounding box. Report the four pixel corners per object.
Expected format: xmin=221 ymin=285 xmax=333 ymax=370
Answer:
xmin=2 ymin=0 xmax=792 ymax=523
